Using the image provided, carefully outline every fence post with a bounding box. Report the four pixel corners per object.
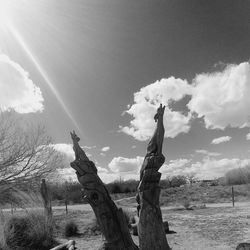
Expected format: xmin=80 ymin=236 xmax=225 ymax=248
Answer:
xmin=11 ymin=202 xmax=14 ymax=214
xmin=40 ymin=179 xmax=52 ymax=223
xmin=232 ymin=186 xmax=235 ymax=207
xmin=65 ymin=182 xmax=68 ymax=215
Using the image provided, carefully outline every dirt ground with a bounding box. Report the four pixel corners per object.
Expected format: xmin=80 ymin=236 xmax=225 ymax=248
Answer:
xmin=53 ymin=201 xmax=250 ymax=250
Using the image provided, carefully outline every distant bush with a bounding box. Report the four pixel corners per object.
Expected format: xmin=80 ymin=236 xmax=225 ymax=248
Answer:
xmin=64 ymin=221 xmax=79 ymax=237
xmin=121 ymin=208 xmax=134 ymax=227
xmin=3 ymin=212 xmax=56 ymax=250
xmin=182 ymin=198 xmax=192 ymax=210
xmin=49 ymin=182 xmax=83 ymax=204
xmin=224 ymin=167 xmax=250 ymax=185
xmin=110 ymin=183 xmax=123 ymax=193
xmin=164 ymin=175 xmax=187 ymax=188
xmin=83 ymin=216 xmax=101 ymax=236
xmin=106 ymin=180 xmax=139 ymax=194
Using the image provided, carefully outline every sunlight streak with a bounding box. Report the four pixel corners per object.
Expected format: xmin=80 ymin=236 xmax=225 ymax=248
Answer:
xmin=7 ymin=22 xmax=82 ymax=134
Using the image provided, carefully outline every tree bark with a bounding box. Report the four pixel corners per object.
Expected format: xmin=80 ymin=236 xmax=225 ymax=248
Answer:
xmin=40 ymin=179 xmax=52 ymax=220
xmin=50 ymin=240 xmax=76 ymax=250
xmin=137 ymin=104 xmax=171 ymax=250
xmin=40 ymin=178 xmax=53 ymax=235
xmin=70 ymin=131 xmax=138 ymax=250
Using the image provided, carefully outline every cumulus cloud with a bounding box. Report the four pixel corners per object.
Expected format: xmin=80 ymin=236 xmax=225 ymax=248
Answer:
xmin=162 ymin=157 xmax=250 ymax=179
xmin=121 ymin=62 xmax=250 ymax=141
xmin=52 ymin=143 xmax=92 ymax=167
xmin=83 ymin=145 xmax=96 ymax=150
xmin=195 ymin=149 xmax=221 ymax=157
xmin=53 ymin=143 xmax=74 ymax=160
xmin=211 ymin=136 xmax=232 ymax=145
xmin=161 ymin=158 xmax=191 ymax=174
xmin=188 ymin=62 xmax=250 ymax=129
xmin=0 ymin=54 xmax=44 ymax=113
xmin=246 ymin=133 xmax=250 ymax=140
xmin=101 ymin=146 xmax=110 ymax=152
xmin=120 ymin=77 xmax=192 ymax=141
xmin=108 ymin=156 xmax=143 ymax=173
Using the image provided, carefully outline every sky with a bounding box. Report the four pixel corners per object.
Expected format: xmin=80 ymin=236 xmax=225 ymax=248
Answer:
xmin=1 ymin=0 xmax=250 ymax=183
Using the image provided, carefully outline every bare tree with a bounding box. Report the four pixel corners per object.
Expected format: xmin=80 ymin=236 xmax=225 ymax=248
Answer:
xmin=0 ymin=111 xmax=62 ymax=190
xmin=186 ymin=173 xmax=198 ymax=186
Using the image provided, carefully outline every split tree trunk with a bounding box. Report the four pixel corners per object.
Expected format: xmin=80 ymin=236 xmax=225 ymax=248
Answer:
xmin=70 ymin=131 xmax=138 ymax=250
xmin=137 ymin=104 xmax=171 ymax=250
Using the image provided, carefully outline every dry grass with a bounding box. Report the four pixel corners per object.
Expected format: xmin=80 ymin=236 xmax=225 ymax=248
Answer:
xmin=50 ymin=201 xmax=250 ymax=250
xmin=2 ymin=185 xmax=250 ymax=250
xmin=0 ymin=190 xmax=57 ymax=250
xmin=160 ymin=184 xmax=250 ymax=206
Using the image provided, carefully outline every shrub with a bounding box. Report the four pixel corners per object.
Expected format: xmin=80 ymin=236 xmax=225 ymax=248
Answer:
xmin=224 ymin=167 xmax=250 ymax=185
xmin=106 ymin=180 xmax=139 ymax=194
xmin=182 ymin=198 xmax=192 ymax=210
xmin=3 ymin=212 xmax=56 ymax=250
xmin=122 ymin=209 xmax=133 ymax=227
xmin=110 ymin=183 xmax=122 ymax=194
xmin=124 ymin=187 xmax=131 ymax=193
xmin=82 ymin=216 xmax=101 ymax=236
xmin=64 ymin=221 xmax=79 ymax=237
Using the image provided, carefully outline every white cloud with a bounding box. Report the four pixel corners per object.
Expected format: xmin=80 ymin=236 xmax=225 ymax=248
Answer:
xmin=52 ymin=143 xmax=92 ymax=167
xmin=108 ymin=156 xmax=143 ymax=173
xmin=162 ymin=157 xmax=250 ymax=179
xmin=53 ymin=143 xmax=74 ymax=160
xmin=195 ymin=149 xmax=221 ymax=157
xmin=246 ymin=133 xmax=250 ymax=140
xmin=100 ymin=153 xmax=106 ymax=157
xmin=83 ymin=145 xmax=96 ymax=150
xmin=188 ymin=62 xmax=250 ymax=129
xmin=101 ymin=146 xmax=110 ymax=152
xmin=0 ymin=54 xmax=44 ymax=113
xmin=211 ymin=136 xmax=232 ymax=145
xmin=132 ymin=145 xmax=137 ymax=149
xmin=120 ymin=77 xmax=192 ymax=141
xmin=161 ymin=158 xmax=191 ymax=174
xmin=121 ymin=62 xmax=250 ymax=141
xmin=97 ymin=166 xmax=108 ymax=173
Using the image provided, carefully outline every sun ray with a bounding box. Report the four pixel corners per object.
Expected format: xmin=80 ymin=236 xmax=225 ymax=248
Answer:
xmin=7 ymin=21 xmax=83 ymax=135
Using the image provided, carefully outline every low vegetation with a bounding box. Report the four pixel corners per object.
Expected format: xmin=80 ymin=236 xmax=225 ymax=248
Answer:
xmin=224 ymin=167 xmax=250 ymax=185
xmin=1 ymin=212 xmax=56 ymax=250
xmin=64 ymin=221 xmax=79 ymax=237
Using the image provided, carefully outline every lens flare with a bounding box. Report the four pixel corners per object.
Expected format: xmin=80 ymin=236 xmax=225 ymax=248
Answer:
xmin=7 ymin=21 xmax=82 ymax=134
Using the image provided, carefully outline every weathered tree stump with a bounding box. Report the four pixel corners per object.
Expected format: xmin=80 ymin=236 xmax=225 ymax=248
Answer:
xmin=41 ymin=179 xmax=52 ymax=218
xmin=137 ymin=104 xmax=171 ymax=250
xmin=70 ymin=131 xmax=138 ymax=250
xmin=50 ymin=240 xmax=76 ymax=250
xmin=40 ymin=178 xmax=53 ymax=234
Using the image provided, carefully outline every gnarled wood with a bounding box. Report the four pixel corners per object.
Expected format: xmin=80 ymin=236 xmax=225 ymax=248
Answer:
xmin=70 ymin=131 xmax=138 ymax=250
xmin=50 ymin=240 xmax=76 ymax=250
xmin=137 ymin=104 xmax=171 ymax=250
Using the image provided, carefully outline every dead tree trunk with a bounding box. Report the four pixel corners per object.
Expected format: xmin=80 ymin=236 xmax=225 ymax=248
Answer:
xmin=70 ymin=131 xmax=138 ymax=250
xmin=40 ymin=179 xmax=53 ymax=234
xmin=137 ymin=104 xmax=171 ymax=250
xmin=50 ymin=240 xmax=76 ymax=250
xmin=41 ymin=179 xmax=52 ymax=219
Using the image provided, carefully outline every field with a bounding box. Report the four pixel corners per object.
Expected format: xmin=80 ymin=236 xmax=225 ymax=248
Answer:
xmin=1 ymin=185 xmax=250 ymax=250
xmin=51 ymin=201 xmax=250 ymax=250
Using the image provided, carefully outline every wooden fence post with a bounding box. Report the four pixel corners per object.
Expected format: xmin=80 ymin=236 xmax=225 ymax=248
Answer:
xmin=232 ymin=186 xmax=235 ymax=207
xmin=65 ymin=182 xmax=68 ymax=215
xmin=41 ymin=179 xmax=53 ymax=235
